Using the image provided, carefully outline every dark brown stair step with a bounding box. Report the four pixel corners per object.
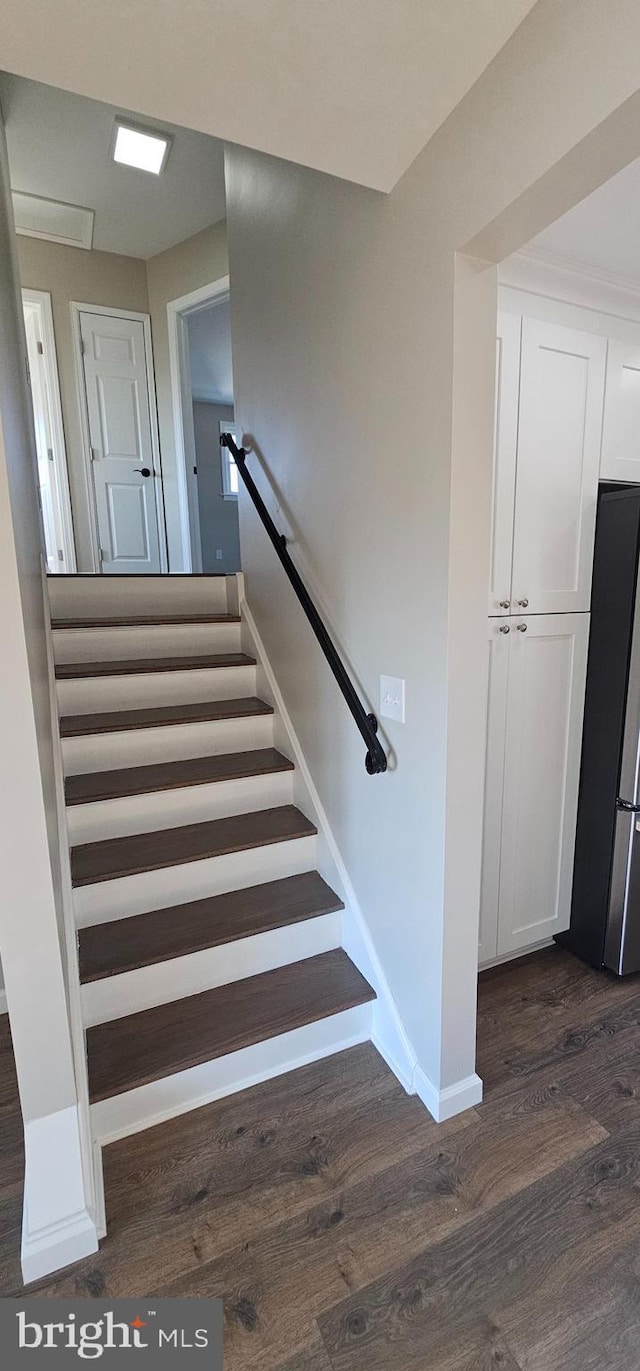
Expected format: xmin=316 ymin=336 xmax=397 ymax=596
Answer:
xmin=87 ymin=950 xmax=374 ymax=1102
xmin=65 ymin=748 xmax=293 ymax=807
xmin=55 ymin=652 xmax=256 ymax=680
xmin=71 ymin=805 xmax=316 ymax=887
xmin=52 ymin=613 xmax=240 ymax=629
xmin=60 ymin=696 xmax=273 ymax=738
xmin=79 ymin=872 xmax=344 ymax=982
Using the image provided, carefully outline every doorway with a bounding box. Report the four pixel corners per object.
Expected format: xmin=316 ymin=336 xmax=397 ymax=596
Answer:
xmin=72 ymin=302 xmax=167 ymax=574
xmin=22 ymin=288 xmax=76 ymax=572
xmin=167 ymin=277 xmax=240 ymax=574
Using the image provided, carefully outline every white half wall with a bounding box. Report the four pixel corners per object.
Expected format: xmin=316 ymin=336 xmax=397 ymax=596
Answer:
xmin=0 ymin=110 xmax=97 ymax=1281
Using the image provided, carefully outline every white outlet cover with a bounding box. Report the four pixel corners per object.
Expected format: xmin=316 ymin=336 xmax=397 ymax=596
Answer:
xmin=380 ymin=675 xmax=405 ymax=723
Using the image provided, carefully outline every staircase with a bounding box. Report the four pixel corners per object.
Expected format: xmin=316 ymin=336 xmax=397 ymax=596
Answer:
xmin=49 ymin=573 xmax=375 ymax=1145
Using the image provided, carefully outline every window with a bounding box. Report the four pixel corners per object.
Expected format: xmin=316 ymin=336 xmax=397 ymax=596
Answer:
xmin=220 ymin=420 xmax=239 ymax=499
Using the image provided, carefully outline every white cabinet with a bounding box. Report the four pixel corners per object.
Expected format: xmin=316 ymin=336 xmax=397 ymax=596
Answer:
xmin=601 ymin=339 xmax=640 ymax=484
xmin=489 ymin=313 xmax=521 ymax=617
xmin=490 ymin=315 xmax=606 ymax=616
xmin=479 ymin=613 xmax=590 ymax=964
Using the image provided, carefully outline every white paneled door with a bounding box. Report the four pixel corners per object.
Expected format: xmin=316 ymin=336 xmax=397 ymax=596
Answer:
xmin=496 ymin=612 xmax=590 ymax=958
xmin=511 ymin=318 xmax=606 ymax=615
xmin=79 ymin=310 xmax=165 ymax=573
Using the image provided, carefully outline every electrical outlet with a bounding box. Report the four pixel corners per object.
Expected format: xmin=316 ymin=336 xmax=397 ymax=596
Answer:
xmin=215 ymin=549 xmax=223 ymax=561
xmin=380 ymin=675 xmax=405 ymax=723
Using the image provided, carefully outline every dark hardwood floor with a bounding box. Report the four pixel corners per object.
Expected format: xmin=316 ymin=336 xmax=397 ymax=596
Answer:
xmin=3 ymin=945 xmax=640 ymax=1368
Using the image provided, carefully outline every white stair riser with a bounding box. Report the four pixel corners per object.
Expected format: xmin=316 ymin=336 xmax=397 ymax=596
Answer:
xmin=56 ymin=664 xmax=257 ymax=716
xmin=62 ymin=714 xmax=274 ymax=775
xmin=67 ymin=771 xmax=294 ymax=844
xmin=48 ymin=574 xmax=231 ymax=620
xmin=74 ymin=834 xmax=318 ymax=926
xmin=81 ymin=911 xmax=342 ymax=1026
xmin=53 ymin=621 xmax=241 ymax=664
xmin=90 ymin=1002 xmax=372 ymax=1144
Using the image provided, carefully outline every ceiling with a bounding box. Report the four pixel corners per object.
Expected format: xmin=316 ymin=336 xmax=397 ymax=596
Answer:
xmin=530 ymin=156 xmax=640 ymax=284
xmin=188 ymin=299 xmax=234 ymax=406
xmin=0 ymin=0 xmax=539 ymax=193
xmin=0 ymin=71 xmax=226 ymax=258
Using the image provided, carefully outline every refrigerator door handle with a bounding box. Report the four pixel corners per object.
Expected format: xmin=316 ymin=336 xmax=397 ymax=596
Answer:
xmin=617 ymin=798 xmax=640 ymax=813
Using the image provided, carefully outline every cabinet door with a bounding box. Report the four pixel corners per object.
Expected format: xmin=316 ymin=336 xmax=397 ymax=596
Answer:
xmin=478 ymin=621 xmax=511 ymax=965
xmin=497 ymin=612 xmax=589 ymax=957
xmin=601 ymin=340 xmax=640 ymax=484
xmin=488 ymin=313 xmax=521 ymax=617
xmin=511 ymin=319 xmax=606 ymax=614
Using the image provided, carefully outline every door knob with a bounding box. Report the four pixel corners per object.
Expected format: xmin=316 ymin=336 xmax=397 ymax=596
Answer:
xmin=133 ymin=467 xmax=151 ymax=477
xmin=499 ymin=624 xmax=510 ymax=634
xmin=516 ymin=623 xmax=527 ymax=632
xmin=499 ymin=600 xmax=511 ymax=608
xmin=517 ymin=598 xmax=529 ymax=607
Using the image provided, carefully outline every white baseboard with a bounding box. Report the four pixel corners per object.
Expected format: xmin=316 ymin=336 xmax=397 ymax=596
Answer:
xmin=240 ymin=598 xmax=418 ymax=1097
xmin=0 ymin=989 xmax=7 ymax=1016
xmin=21 ymin=1106 xmax=99 ymax=1284
xmin=22 ymin=1205 xmax=98 ymax=1285
xmin=413 ymin=1067 xmax=483 ymax=1123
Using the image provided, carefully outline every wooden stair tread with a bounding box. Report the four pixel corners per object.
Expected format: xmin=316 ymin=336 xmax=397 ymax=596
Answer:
xmin=52 ymin=613 xmax=241 ymax=629
xmin=87 ymin=950 xmax=374 ymax=1102
xmin=55 ymin=652 xmax=256 ymax=680
xmin=60 ymin=697 xmax=273 ymax=737
xmin=71 ymin=805 xmax=316 ymax=886
xmin=65 ymin=747 xmax=293 ymax=806
xmin=79 ymin=872 xmax=345 ymax=982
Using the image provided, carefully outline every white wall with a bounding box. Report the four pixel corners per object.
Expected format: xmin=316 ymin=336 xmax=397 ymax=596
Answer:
xmin=0 ymin=110 xmax=96 ymax=1276
xmin=192 ymin=400 xmax=240 ymax=572
xmin=226 ymin=0 xmax=640 ymax=1100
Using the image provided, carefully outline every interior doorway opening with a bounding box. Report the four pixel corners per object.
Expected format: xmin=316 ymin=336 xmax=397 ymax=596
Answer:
xmin=474 ymin=157 xmax=640 ymax=981
xmin=167 ymin=278 xmax=241 ymax=574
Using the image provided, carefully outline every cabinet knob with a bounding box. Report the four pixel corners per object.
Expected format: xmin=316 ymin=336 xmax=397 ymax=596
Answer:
xmin=517 ymin=598 xmax=529 ymax=608
xmin=499 ymin=624 xmax=511 ymax=634
xmin=499 ymin=600 xmax=511 ymax=608
xmin=516 ymin=622 xmax=527 ymax=632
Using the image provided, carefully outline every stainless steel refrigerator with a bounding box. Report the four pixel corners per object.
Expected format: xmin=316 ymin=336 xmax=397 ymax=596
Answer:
xmin=563 ymin=482 xmax=640 ymax=973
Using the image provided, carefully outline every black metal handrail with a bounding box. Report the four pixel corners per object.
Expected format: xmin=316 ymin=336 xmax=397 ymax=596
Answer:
xmin=220 ymin=434 xmax=387 ymax=775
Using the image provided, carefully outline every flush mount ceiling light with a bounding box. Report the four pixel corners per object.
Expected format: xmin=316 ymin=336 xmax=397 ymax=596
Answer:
xmin=112 ymin=120 xmax=171 ymax=175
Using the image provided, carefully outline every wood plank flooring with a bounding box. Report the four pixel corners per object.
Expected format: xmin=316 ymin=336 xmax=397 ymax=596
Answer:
xmin=3 ymin=946 xmax=640 ymax=1369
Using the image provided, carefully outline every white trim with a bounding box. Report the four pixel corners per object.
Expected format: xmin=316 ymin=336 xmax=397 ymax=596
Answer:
xmin=501 ymin=248 xmax=640 ymax=324
xmin=479 ymin=937 xmax=554 ymax=972
xmin=21 ymin=1105 xmax=98 ymax=1284
xmin=91 ymin=1003 xmax=372 ymax=1144
xmin=413 ymin=1068 xmax=483 ymax=1123
xmin=41 ymin=570 xmax=100 ymax=1232
xmin=240 ymin=595 xmax=420 ymax=1102
xmin=166 ymin=276 xmax=230 ymax=572
xmin=22 ymin=289 xmax=77 ymax=572
xmin=70 ymin=301 xmax=168 ymax=574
